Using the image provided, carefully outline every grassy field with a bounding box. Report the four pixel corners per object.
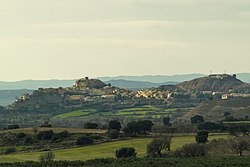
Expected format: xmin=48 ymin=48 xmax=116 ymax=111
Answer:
xmin=0 ymin=128 xmax=107 ymax=134
xmin=54 ymin=106 xmax=193 ymax=119
xmin=223 ymin=121 xmax=250 ymax=124
xmin=55 ymin=109 xmax=96 ymax=119
xmin=0 ymin=134 xmax=228 ymax=163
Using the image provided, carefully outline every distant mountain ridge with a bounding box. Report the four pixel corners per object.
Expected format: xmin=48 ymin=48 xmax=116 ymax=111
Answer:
xmin=0 ymin=73 xmax=249 ymax=90
xmin=98 ymin=74 xmax=206 ymax=83
xmin=104 ymin=80 xmax=178 ymax=90
xmin=0 ymin=80 xmax=75 ymax=90
xmin=99 ymin=73 xmax=250 ymax=83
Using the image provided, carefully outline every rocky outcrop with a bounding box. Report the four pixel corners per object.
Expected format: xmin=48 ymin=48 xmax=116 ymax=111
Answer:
xmin=74 ymin=77 xmax=107 ymax=89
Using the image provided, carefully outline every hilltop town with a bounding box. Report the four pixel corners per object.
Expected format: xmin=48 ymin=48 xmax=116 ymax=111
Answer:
xmin=0 ymin=74 xmax=249 ymax=128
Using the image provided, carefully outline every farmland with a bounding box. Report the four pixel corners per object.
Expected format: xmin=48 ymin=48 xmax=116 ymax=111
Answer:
xmin=54 ymin=106 xmax=193 ymax=119
xmin=0 ymin=133 xmax=228 ymax=163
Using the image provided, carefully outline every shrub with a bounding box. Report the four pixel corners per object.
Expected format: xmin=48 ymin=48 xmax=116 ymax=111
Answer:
xmin=88 ymin=135 xmax=103 ymax=140
xmin=6 ymin=124 xmax=19 ymax=130
xmin=52 ymin=135 xmax=60 ymax=142
xmin=40 ymin=121 xmax=52 ymax=128
xmin=24 ymin=136 xmax=33 ymax=144
xmin=39 ymin=151 xmax=55 ymax=162
xmin=76 ymin=136 xmax=94 ymax=146
xmin=197 ymin=122 xmax=224 ymax=131
xmin=195 ymin=130 xmax=209 ymax=144
xmin=3 ymin=147 xmax=17 ymax=154
xmin=108 ymin=120 xmax=121 ymax=131
xmin=58 ymin=130 xmax=70 ymax=139
xmin=174 ymin=143 xmax=208 ymax=157
xmin=191 ymin=115 xmax=204 ymax=124
xmin=163 ymin=117 xmax=171 ymax=126
xmin=224 ymin=112 xmax=231 ymax=117
xmin=84 ymin=122 xmax=99 ymax=129
xmin=37 ymin=130 xmax=54 ymax=140
xmin=116 ymin=147 xmax=137 ymax=159
xmin=225 ymin=116 xmax=236 ymax=122
xmin=16 ymin=132 xmax=26 ymax=139
xmin=108 ymin=129 xmax=120 ymax=139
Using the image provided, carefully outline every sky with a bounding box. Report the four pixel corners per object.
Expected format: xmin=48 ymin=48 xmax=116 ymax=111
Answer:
xmin=0 ymin=0 xmax=250 ymax=81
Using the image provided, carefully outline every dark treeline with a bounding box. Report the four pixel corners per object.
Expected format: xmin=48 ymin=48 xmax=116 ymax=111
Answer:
xmin=1 ymin=157 xmax=250 ymax=167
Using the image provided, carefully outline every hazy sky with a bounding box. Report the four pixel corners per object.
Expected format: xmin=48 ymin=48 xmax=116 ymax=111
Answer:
xmin=0 ymin=0 xmax=250 ymax=81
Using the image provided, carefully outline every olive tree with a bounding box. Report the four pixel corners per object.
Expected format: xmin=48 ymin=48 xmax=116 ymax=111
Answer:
xmin=147 ymin=136 xmax=172 ymax=157
xmin=39 ymin=151 xmax=55 ymax=162
xmin=230 ymin=137 xmax=250 ymax=156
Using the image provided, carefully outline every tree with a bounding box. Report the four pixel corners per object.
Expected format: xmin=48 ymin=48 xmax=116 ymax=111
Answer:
xmin=39 ymin=151 xmax=55 ymax=162
xmin=16 ymin=132 xmax=26 ymax=139
xmin=163 ymin=117 xmax=171 ymax=126
xmin=37 ymin=130 xmax=54 ymax=140
xmin=230 ymin=137 xmax=250 ymax=156
xmin=225 ymin=116 xmax=236 ymax=122
xmin=6 ymin=124 xmax=19 ymax=130
xmin=123 ymin=120 xmax=153 ymax=137
xmin=191 ymin=115 xmax=204 ymax=124
xmin=108 ymin=120 xmax=121 ymax=131
xmin=32 ymin=127 xmax=39 ymax=135
xmin=108 ymin=129 xmax=120 ymax=139
xmin=84 ymin=122 xmax=98 ymax=129
xmin=197 ymin=122 xmax=224 ymax=131
xmin=195 ymin=130 xmax=209 ymax=144
xmin=3 ymin=147 xmax=16 ymax=155
xmin=40 ymin=121 xmax=52 ymax=127
xmin=147 ymin=138 xmax=165 ymax=157
xmin=163 ymin=135 xmax=173 ymax=151
xmin=115 ymin=147 xmax=137 ymax=158
xmin=224 ymin=112 xmax=231 ymax=117
xmin=76 ymin=136 xmax=94 ymax=145
xmin=139 ymin=120 xmax=154 ymax=134
xmin=58 ymin=130 xmax=70 ymax=139
xmin=123 ymin=121 xmax=138 ymax=137
xmin=174 ymin=143 xmax=208 ymax=157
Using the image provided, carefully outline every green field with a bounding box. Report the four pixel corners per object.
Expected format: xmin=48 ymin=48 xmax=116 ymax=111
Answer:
xmin=55 ymin=106 xmax=192 ymax=119
xmin=223 ymin=121 xmax=250 ymax=124
xmin=0 ymin=134 xmax=228 ymax=163
xmin=55 ymin=109 xmax=96 ymax=118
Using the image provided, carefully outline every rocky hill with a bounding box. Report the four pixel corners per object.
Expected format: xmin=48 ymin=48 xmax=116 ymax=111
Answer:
xmin=8 ymin=77 xmax=131 ymax=114
xmin=74 ymin=77 xmax=107 ymax=89
xmin=181 ymin=97 xmax=250 ymax=121
xmin=177 ymin=74 xmax=244 ymax=93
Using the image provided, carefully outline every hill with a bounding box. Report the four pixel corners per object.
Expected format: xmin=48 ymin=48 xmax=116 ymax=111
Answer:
xmin=177 ymin=74 xmax=244 ymax=93
xmin=182 ymin=97 xmax=250 ymax=121
xmin=1 ymin=74 xmax=250 ymax=128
